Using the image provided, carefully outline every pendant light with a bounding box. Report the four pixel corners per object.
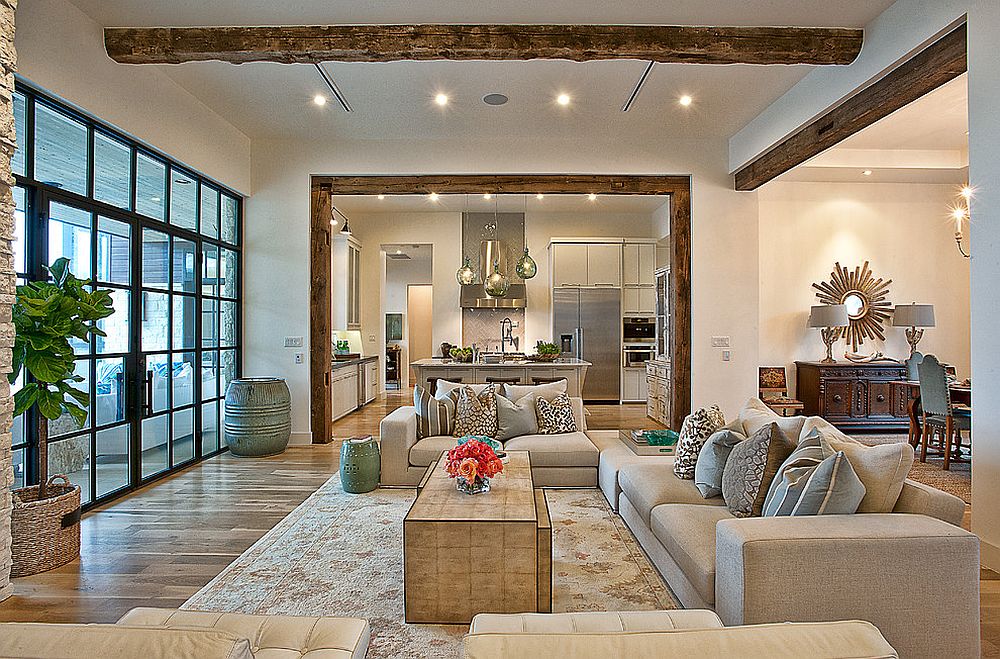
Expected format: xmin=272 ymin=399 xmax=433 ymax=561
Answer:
xmin=484 ymin=196 xmax=509 ymax=297
xmin=456 ymin=194 xmax=477 ymax=284
xmin=515 ymin=194 xmax=537 ymax=279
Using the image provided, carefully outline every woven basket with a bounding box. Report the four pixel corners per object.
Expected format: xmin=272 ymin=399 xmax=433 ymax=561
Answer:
xmin=10 ymin=475 xmax=82 ymax=577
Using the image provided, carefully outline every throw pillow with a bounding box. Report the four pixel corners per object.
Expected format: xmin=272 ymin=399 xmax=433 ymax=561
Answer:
xmin=824 ymin=436 xmax=914 ymax=513
xmin=414 ymin=385 xmax=456 ymax=439
xmin=761 ymin=431 xmax=866 ymax=516
xmin=435 ymin=380 xmax=492 ymax=400
xmin=536 ymin=393 xmax=578 ymax=434
xmin=694 ymin=428 xmax=746 ymax=498
xmin=721 ymin=422 xmax=796 ymax=517
xmin=496 ymin=393 xmax=538 ymax=441
xmin=453 ymin=385 xmax=499 ymax=439
xmin=737 ymin=397 xmax=806 ymax=443
xmin=673 ymin=405 xmax=726 ymax=479
xmin=504 ymin=379 xmax=568 ymax=402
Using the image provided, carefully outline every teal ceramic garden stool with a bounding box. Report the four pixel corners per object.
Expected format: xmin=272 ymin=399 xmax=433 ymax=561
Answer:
xmin=340 ymin=436 xmax=380 ymax=493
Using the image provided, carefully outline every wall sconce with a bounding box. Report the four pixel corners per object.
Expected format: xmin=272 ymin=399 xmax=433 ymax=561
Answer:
xmin=952 ymin=185 xmax=972 ymax=258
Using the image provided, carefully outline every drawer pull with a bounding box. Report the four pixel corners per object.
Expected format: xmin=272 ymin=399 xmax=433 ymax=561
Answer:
xmin=876 ymin=394 xmax=886 ymax=403
xmin=832 ymin=395 xmax=843 ymax=403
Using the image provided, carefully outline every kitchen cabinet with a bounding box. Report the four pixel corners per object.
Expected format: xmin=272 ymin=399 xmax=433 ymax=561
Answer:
xmin=622 ymin=368 xmax=647 ymax=403
xmin=623 ymin=243 xmax=656 ymax=286
xmin=795 ymin=362 xmax=910 ymax=431
xmin=331 ymin=364 xmax=360 ymax=421
xmin=551 ymin=243 xmax=589 ymax=287
xmin=332 ymin=235 xmax=363 ymax=330
xmin=586 ymin=243 xmax=621 ymax=286
xmin=646 ymin=359 xmax=672 ymax=425
xmin=551 ymin=241 xmax=622 ymax=287
xmin=347 ymin=241 xmax=361 ymax=329
xmin=364 ymin=359 xmax=378 ymax=404
xmin=623 ymin=286 xmax=656 ymax=316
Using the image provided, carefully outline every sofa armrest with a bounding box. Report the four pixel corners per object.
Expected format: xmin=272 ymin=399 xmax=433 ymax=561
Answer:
xmin=715 ymin=514 xmax=980 ymax=659
xmin=571 ymin=397 xmax=587 ymax=431
xmin=379 ymin=406 xmax=418 ymax=486
xmin=892 ymin=478 xmax=965 ymax=526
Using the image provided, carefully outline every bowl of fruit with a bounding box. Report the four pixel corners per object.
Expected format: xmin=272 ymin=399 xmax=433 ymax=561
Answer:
xmin=449 ymin=346 xmax=474 ymax=363
xmin=528 ymin=341 xmax=561 ymax=362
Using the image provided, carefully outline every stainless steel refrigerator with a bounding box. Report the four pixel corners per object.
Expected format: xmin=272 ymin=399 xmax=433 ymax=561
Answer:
xmin=553 ymin=288 xmax=621 ymax=402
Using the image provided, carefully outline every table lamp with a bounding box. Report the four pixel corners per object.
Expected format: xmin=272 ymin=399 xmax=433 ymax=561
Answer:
xmin=892 ymin=303 xmax=935 ymax=356
xmin=808 ymin=304 xmax=849 ymax=363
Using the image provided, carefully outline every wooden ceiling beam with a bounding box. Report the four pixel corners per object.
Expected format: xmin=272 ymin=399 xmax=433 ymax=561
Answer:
xmin=105 ymin=24 xmax=862 ymax=66
xmin=313 ymin=174 xmax=690 ymax=196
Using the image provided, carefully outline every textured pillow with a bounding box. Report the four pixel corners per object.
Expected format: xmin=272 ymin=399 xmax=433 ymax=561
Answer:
xmin=737 ymin=397 xmax=806 ymax=443
xmin=435 ymin=380 xmax=492 ymax=400
xmin=694 ymin=428 xmax=745 ymax=498
xmin=504 ymin=379 xmax=568 ymax=402
xmin=414 ymin=385 xmax=456 ymax=439
xmin=722 ymin=422 xmax=796 ymax=517
xmin=673 ymin=405 xmax=726 ymax=479
xmin=536 ymin=393 xmax=578 ymax=434
xmin=762 ymin=431 xmax=866 ymax=516
xmin=825 ymin=437 xmax=914 ymax=513
xmin=453 ymin=385 xmax=499 ymax=439
xmin=496 ymin=393 xmax=538 ymax=441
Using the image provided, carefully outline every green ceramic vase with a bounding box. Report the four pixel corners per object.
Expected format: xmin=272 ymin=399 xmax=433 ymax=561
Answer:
xmin=340 ymin=436 xmax=381 ymax=493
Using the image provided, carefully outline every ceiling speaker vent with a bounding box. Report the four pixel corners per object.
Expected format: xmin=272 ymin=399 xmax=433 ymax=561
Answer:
xmin=483 ymin=93 xmax=509 ymax=106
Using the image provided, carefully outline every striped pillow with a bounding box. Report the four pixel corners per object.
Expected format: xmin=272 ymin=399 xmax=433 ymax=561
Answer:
xmin=762 ymin=431 xmax=866 ymax=517
xmin=414 ymin=385 xmax=456 ymax=439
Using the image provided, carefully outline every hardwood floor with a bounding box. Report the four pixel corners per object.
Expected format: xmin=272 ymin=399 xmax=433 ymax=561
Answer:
xmin=1 ymin=394 xmax=996 ymax=656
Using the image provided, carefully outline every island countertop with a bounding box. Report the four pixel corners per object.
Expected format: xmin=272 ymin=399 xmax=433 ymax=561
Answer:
xmin=410 ymin=358 xmax=590 ymax=397
xmin=410 ymin=358 xmax=591 ymax=367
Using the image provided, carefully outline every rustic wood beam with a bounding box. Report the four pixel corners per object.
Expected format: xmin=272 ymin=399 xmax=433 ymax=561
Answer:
xmin=734 ymin=23 xmax=967 ymax=191
xmin=669 ymin=187 xmax=692 ymax=429
xmin=105 ymin=24 xmax=862 ymax=66
xmin=309 ymin=180 xmax=334 ymax=444
xmin=312 ymin=174 xmax=690 ymax=196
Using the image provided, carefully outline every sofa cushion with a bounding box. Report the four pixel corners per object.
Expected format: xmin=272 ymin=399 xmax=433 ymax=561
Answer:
xmin=504 ymin=380 xmax=567 ymax=402
xmin=409 ymin=435 xmax=458 ymax=467
xmin=470 ymin=609 xmax=724 ymax=634
xmin=536 ymin=393 xmax=578 ymax=434
xmin=496 ymin=393 xmax=538 ymax=441
xmin=651 ymin=504 xmax=735 ymax=605
xmin=504 ymin=431 xmax=598 ymax=467
xmin=453 ymin=385 xmax=499 ymax=438
xmin=619 ymin=463 xmax=726 ymax=525
xmin=761 ymin=431 xmax=865 ymax=517
xmin=738 ymin=397 xmax=806 ymax=444
xmin=694 ymin=429 xmax=745 ymax=498
xmin=673 ymin=405 xmax=726 ymax=479
xmin=722 ymin=422 xmax=795 ymax=518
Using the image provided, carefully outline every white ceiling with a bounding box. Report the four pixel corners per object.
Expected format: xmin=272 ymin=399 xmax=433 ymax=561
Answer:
xmin=67 ymin=0 xmax=895 ymax=143
xmin=332 ymin=193 xmax=668 ymax=215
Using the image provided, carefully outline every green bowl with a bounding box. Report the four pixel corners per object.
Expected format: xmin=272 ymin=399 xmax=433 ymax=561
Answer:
xmin=457 ymin=435 xmax=502 ymax=453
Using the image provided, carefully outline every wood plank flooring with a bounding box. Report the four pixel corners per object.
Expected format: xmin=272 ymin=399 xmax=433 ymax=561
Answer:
xmin=1 ymin=393 xmax=996 ymax=656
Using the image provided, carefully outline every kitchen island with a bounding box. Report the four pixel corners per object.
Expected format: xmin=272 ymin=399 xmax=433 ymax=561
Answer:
xmin=410 ymin=358 xmax=590 ymax=397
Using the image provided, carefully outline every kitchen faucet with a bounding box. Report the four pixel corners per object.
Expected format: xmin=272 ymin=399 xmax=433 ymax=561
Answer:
xmin=500 ymin=318 xmax=519 ymax=359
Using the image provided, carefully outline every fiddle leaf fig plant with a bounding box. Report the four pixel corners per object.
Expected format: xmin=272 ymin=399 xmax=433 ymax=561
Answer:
xmin=10 ymin=257 xmax=115 ymax=498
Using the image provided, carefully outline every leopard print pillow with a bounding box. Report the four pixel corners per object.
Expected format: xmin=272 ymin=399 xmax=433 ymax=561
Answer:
xmin=536 ymin=393 xmax=578 ymax=434
xmin=453 ymin=385 xmax=499 ymax=439
xmin=673 ymin=405 xmax=726 ymax=479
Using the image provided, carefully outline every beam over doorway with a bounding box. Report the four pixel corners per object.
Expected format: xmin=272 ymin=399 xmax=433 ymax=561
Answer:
xmin=105 ymin=24 xmax=862 ymax=66
xmin=309 ymin=174 xmax=692 ymax=444
xmin=734 ymin=23 xmax=967 ymax=191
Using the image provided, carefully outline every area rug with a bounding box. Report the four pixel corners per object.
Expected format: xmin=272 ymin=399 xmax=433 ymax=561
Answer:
xmin=183 ymin=477 xmax=675 ymax=658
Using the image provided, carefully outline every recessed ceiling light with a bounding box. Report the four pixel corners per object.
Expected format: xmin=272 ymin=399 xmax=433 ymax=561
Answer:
xmin=395 ymin=249 xmax=402 ymax=255
xmin=588 ymin=193 xmax=597 ymax=201
xmin=556 ymin=94 xmax=571 ymax=106
xmin=483 ymin=193 xmax=492 ymax=200
xmin=961 ymin=185 xmax=973 ymax=200
xmin=377 ymin=194 xmax=385 ymax=200
xmin=678 ymin=95 xmax=693 ymax=107
xmin=429 ymin=192 xmax=439 ymax=201
xmin=862 ymin=170 xmax=873 ymax=176
xmin=435 ymin=93 xmax=449 ymax=106
xmin=483 ymin=93 xmax=509 ymax=106
xmin=536 ymin=193 xmax=544 ymax=200
xmin=313 ymin=94 xmax=327 ymax=106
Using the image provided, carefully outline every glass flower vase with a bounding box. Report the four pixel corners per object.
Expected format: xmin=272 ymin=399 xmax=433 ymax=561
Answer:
xmin=456 ymin=476 xmax=491 ymax=495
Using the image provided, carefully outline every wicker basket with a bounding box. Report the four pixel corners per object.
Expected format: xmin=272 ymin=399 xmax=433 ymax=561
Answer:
xmin=10 ymin=475 xmax=81 ymax=577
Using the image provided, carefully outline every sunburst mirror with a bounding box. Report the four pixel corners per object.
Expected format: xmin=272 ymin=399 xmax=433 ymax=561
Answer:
xmin=812 ymin=261 xmax=892 ymax=352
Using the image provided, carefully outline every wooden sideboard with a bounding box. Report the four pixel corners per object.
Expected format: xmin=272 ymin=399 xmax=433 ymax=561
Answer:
xmin=795 ymin=361 xmax=914 ymax=432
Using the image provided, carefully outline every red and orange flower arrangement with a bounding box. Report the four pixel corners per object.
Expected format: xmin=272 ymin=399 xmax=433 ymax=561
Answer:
xmin=445 ymin=439 xmax=503 ymax=495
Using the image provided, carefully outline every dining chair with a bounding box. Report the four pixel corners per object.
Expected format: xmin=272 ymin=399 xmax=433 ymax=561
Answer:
xmin=905 ymin=351 xmax=924 ymax=381
xmin=903 ymin=351 xmax=924 ymax=445
xmin=917 ymin=354 xmax=970 ymax=470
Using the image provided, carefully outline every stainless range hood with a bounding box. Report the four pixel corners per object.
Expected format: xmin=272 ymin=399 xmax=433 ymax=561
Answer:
xmin=460 ymin=238 xmax=527 ymax=308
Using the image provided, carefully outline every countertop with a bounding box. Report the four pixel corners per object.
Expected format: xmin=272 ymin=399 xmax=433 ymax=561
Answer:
xmin=331 ymin=355 xmax=378 ymax=370
xmin=411 ymin=358 xmax=591 ymax=367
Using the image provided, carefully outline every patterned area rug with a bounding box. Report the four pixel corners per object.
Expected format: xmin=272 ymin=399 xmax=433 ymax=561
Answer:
xmin=183 ymin=478 xmax=675 ymax=658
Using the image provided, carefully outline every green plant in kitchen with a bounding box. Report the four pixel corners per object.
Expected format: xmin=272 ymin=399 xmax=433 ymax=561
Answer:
xmin=449 ymin=346 xmax=474 ymax=363
xmin=11 ymin=257 xmax=115 ymax=499
xmin=532 ymin=340 xmax=561 ymax=362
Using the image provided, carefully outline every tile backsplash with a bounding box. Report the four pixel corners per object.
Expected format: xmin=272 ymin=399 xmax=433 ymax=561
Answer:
xmin=461 ymin=308 xmax=525 ymax=351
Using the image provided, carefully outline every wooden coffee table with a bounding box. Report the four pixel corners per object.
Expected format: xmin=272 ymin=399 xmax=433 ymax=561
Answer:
xmin=403 ymin=450 xmax=552 ymax=624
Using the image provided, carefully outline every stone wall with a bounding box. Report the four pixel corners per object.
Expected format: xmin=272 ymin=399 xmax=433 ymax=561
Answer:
xmin=0 ymin=0 xmax=15 ymax=601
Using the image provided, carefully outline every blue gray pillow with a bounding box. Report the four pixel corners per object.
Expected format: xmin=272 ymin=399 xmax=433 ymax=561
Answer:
xmin=694 ymin=428 xmax=745 ymax=498
xmin=762 ymin=431 xmax=866 ymax=517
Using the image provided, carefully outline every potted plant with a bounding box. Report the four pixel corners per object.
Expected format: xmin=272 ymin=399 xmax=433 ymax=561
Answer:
xmin=9 ymin=257 xmax=114 ymax=576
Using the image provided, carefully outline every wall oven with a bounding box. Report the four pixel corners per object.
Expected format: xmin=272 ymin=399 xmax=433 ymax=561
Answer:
xmin=623 ymin=317 xmax=655 ymax=344
xmin=623 ymin=345 xmax=655 ymax=368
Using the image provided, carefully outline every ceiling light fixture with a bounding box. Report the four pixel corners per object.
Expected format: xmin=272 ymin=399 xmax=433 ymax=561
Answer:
xmin=377 ymin=194 xmax=385 ymax=200
xmin=395 ymin=249 xmax=402 ymax=255
xmin=678 ymin=95 xmax=693 ymax=107
xmin=429 ymin=192 xmax=439 ymax=202
xmin=435 ymin=93 xmax=449 ymax=106
xmin=313 ymin=63 xmax=353 ymax=112
xmin=556 ymin=94 xmax=571 ymax=106
xmin=961 ymin=185 xmax=973 ymax=200
xmin=621 ymin=62 xmax=655 ymax=112
xmin=536 ymin=193 xmax=544 ymax=200
xmin=588 ymin=193 xmax=597 ymax=201
xmin=862 ymin=170 xmax=873 ymax=176
xmin=313 ymin=94 xmax=327 ymax=106
xmin=331 ymin=206 xmax=352 ymax=235
xmin=483 ymin=193 xmax=492 ymax=200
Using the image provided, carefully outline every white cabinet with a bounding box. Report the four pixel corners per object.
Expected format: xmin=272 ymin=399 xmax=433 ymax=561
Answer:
xmin=331 ymin=365 xmax=360 ymax=421
xmin=622 ymin=368 xmax=647 ymax=402
xmin=552 ymin=243 xmax=589 ymax=287
xmin=623 ymin=285 xmax=656 ymax=315
xmin=332 ymin=235 xmax=362 ymax=330
xmin=347 ymin=242 xmax=361 ymax=329
xmin=623 ymin=243 xmax=655 ymax=286
xmin=586 ymin=243 xmax=621 ymax=286
xmin=364 ymin=360 xmax=378 ymax=404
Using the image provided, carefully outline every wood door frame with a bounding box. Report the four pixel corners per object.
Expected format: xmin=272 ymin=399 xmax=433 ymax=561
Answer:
xmin=310 ymin=174 xmax=692 ymax=443
xmin=734 ymin=22 xmax=967 ymax=191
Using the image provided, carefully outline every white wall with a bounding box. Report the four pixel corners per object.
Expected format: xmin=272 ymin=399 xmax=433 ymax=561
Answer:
xmin=246 ymin=136 xmax=760 ymax=442
xmin=758 ymin=181 xmax=970 ymax=388
xmin=15 ymin=0 xmax=251 ymax=192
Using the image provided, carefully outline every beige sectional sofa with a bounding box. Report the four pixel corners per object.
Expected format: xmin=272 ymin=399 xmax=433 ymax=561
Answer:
xmin=380 ymin=395 xmax=599 ymax=487
xmin=463 ymin=610 xmax=898 ymax=658
xmin=0 ymin=607 xmax=370 ymax=658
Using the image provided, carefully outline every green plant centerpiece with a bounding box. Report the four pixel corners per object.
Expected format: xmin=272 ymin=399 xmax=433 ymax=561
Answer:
xmin=11 ymin=257 xmax=114 ymax=499
xmin=531 ymin=341 xmax=561 ymax=362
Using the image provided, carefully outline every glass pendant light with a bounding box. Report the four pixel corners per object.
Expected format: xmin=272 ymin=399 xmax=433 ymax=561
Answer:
xmin=516 ymin=247 xmax=537 ymax=279
xmin=456 ymin=257 xmax=476 ymax=285
xmin=484 ymin=260 xmax=510 ymax=297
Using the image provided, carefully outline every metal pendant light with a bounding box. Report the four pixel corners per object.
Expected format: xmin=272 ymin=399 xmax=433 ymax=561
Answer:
xmin=485 ymin=260 xmax=510 ymax=297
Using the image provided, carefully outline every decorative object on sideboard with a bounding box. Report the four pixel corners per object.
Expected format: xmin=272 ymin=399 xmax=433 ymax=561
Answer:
xmin=807 ymin=304 xmax=849 ymax=363
xmin=456 ymin=257 xmax=477 ymax=285
xmin=812 ymin=261 xmax=892 ymax=352
xmin=484 ymin=260 xmax=510 ymax=297
xmin=224 ymin=378 xmax=292 ymax=457
xmin=892 ymin=303 xmax=935 ymax=356
xmin=951 ymin=184 xmax=972 ymax=258
xmin=515 ymin=247 xmax=537 ymax=279
xmin=844 ymin=351 xmax=900 ymax=363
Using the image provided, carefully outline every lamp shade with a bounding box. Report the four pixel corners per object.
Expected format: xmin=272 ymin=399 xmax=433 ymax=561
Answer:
xmin=808 ymin=304 xmax=849 ymax=328
xmin=892 ymin=303 xmax=935 ymax=327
